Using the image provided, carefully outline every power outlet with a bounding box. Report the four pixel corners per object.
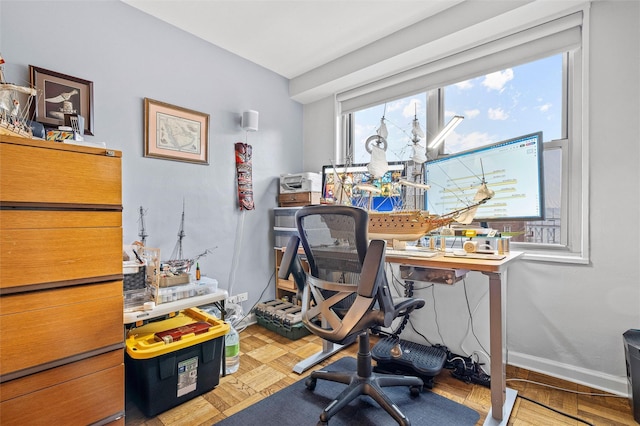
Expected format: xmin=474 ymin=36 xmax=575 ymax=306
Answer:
xmin=226 ymin=292 xmax=248 ymax=304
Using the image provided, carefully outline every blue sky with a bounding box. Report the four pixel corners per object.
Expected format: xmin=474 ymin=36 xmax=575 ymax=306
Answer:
xmin=353 ymin=54 xmax=563 ymax=163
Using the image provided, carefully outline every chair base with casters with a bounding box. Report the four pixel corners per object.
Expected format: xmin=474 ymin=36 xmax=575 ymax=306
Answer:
xmin=305 ymin=330 xmax=423 ymax=426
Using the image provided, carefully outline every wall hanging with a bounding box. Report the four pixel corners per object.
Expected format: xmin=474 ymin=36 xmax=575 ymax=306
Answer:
xmin=143 ymin=98 xmax=209 ymax=164
xmin=29 ymin=65 xmax=94 ymax=135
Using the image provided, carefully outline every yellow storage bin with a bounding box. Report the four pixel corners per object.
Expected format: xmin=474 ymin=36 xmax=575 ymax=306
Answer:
xmin=126 ymin=307 xmax=229 ymax=359
xmin=125 ymin=307 xmax=230 ymax=417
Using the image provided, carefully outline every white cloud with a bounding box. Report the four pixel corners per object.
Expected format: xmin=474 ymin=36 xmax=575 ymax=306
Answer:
xmin=445 ymin=131 xmax=494 ymax=153
xmin=538 ymin=103 xmax=552 ymax=112
xmin=464 ymin=109 xmax=480 ymax=118
xmin=482 ymin=69 xmax=514 ymax=92
xmin=488 ymin=107 xmax=509 ymax=120
xmin=402 ymin=98 xmax=423 ymax=118
xmin=455 ymin=80 xmax=473 ymax=90
xmin=444 ymin=110 xmax=458 ymax=119
xmin=385 ymin=99 xmax=403 ymax=113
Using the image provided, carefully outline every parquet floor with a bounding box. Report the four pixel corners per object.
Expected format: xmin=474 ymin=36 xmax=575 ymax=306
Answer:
xmin=125 ymin=324 xmax=636 ymax=426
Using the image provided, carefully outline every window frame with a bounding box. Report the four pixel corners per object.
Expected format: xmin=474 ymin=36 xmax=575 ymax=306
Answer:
xmin=338 ymin=22 xmax=589 ymax=264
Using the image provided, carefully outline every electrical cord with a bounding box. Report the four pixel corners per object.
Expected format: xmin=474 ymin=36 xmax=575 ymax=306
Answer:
xmin=430 ymin=284 xmax=445 ymax=345
xmin=506 ymin=378 xmax=627 ymax=398
xmin=227 ymin=210 xmax=246 ymax=298
xmin=516 ymin=394 xmax=595 ymax=426
xmin=462 ymin=278 xmax=490 ymax=355
xmin=386 ymin=260 xmax=606 ymax=426
xmin=232 ymin=271 xmax=274 ymax=333
xmin=406 ymin=316 xmax=435 ymax=347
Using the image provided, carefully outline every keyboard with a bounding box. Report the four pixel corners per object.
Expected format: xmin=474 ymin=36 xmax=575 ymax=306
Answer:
xmin=385 ymin=249 xmax=439 ymax=258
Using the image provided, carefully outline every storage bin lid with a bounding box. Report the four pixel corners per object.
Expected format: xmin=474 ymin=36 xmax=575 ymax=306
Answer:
xmin=126 ymin=307 xmax=230 ymax=359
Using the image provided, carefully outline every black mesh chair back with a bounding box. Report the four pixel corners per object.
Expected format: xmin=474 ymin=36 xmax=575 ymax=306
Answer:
xmin=288 ymin=204 xmax=426 ymax=426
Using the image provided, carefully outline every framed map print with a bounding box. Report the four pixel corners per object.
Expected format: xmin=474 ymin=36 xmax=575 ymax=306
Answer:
xmin=144 ymin=98 xmax=209 ymax=164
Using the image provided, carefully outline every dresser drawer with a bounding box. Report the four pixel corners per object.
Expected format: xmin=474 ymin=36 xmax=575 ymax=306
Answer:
xmin=0 ymin=141 xmax=122 ymax=207
xmin=0 ymin=350 xmax=124 ymax=425
xmin=0 ymin=211 xmax=122 ymax=291
xmin=0 ymin=281 xmax=124 ymax=378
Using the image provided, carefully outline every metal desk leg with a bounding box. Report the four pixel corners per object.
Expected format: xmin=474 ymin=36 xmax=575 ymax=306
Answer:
xmin=483 ymin=270 xmax=517 ymax=426
xmin=292 ymin=339 xmax=347 ymax=374
xmin=292 ymin=316 xmax=350 ymax=374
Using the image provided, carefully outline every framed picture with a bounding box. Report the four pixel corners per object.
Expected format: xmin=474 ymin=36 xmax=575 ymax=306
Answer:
xmin=29 ymin=66 xmax=94 ymax=135
xmin=144 ymin=98 xmax=209 ymax=165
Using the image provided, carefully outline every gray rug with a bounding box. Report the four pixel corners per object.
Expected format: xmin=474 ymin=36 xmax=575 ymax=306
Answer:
xmin=216 ymin=357 xmax=479 ymax=425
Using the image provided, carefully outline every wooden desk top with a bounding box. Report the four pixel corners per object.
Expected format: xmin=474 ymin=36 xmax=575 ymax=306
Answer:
xmin=384 ymin=250 xmax=523 ymax=273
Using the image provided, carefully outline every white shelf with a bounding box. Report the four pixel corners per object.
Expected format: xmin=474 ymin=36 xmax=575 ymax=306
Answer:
xmin=123 ymin=289 xmax=228 ymax=325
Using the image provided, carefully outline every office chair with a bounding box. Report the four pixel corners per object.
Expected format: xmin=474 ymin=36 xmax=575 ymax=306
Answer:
xmin=278 ymin=205 xmax=426 ymax=426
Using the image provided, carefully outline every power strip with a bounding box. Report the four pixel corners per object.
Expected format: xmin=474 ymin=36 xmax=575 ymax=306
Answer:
xmin=445 ymin=351 xmax=491 ymax=388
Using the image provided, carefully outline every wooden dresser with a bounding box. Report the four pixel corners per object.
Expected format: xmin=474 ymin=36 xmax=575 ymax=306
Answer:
xmin=0 ymin=135 xmax=125 ymax=424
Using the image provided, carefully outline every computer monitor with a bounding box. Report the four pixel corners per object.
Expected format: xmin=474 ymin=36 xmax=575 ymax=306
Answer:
xmin=425 ymin=132 xmax=544 ymax=222
xmin=321 ymin=162 xmax=406 ymax=211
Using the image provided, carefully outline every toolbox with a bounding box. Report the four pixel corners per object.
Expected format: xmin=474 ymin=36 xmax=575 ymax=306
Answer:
xmin=125 ymin=308 xmax=229 ymax=417
xmin=254 ymin=300 xmax=311 ymax=340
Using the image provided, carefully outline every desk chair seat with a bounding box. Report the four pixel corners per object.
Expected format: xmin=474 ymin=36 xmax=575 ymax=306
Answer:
xmin=279 ymin=205 xmax=426 ymax=426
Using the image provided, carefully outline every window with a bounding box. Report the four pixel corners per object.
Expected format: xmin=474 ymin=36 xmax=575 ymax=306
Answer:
xmin=340 ymin=10 xmax=588 ymax=261
xmin=443 ymin=55 xmax=564 ymax=245
xmin=352 ymin=93 xmax=427 ymax=164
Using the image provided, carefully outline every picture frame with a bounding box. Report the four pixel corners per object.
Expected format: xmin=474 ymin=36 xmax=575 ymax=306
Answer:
xmin=29 ymin=65 xmax=94 ymax=135
xmin=144 ymin=98 xmax=209 ymax=165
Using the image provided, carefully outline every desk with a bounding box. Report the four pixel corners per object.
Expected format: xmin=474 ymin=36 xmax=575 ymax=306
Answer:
xmin=385 ymin=250 xmax=523 ymax=426
xmin=123 ymin=289 xmax=228 ymax=325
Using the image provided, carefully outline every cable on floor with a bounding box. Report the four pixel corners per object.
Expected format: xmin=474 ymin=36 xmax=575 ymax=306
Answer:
xmin=506 ymin=378 xmax=628 ymax=398
xmin=516 ymin=394 xmax=595 ymax=426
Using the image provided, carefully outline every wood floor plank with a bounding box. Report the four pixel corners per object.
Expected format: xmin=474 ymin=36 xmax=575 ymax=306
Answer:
xmin=125 ymin=324 xmax=636 ymax=426
xmin=156 ymin=396 xmax=220 ymax=426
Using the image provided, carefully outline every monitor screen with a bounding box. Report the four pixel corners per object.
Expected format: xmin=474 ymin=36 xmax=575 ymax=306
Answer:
xmin=321 ymin=162 xmax=406 ymax=211
xmin=425 ymin=132 xmax=544 ymax=221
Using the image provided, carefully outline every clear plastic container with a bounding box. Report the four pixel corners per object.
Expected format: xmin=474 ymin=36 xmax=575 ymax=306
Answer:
xmin=151 ymin=278 xmax=218 ymax=304
xmin=225 ymin=322 xmax=240 ymax=374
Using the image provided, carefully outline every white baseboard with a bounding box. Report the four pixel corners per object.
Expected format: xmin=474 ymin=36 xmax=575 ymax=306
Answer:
xmin=507 ymin=351 xmax=629 ymax=397
xmin=242 ymin=312 xmax=257 ymax=326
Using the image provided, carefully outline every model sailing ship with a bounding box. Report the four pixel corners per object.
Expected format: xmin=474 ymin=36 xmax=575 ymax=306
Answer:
xmin=335 ymin=108 xmax=494 ymax=242
xmin=0 ymin=55 xmax=38 ymax=139
xmin=162 ymin=201 xmax=212 ymax=275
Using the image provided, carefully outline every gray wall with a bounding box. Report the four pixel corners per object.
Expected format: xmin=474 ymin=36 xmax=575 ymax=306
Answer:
xmin=1 ymin=0 xmax=303 ymax=308
xmin=302 ymin=1 xmax=640 ymax=395
xmin=3 ymin=0 xmax=638 ymax=397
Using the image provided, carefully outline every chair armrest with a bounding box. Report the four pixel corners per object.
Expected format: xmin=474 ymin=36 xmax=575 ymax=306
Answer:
xmin=392 ymin=297 xmax=425 ymax=317
xmin=358 ymin=239 xmax=386 ymax=298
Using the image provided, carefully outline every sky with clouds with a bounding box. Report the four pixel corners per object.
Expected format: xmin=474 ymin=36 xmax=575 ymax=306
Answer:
xmin=353 ymin=54 xmax=562 ymax=163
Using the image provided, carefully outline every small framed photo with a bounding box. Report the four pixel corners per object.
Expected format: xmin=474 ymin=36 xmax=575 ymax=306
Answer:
xmin=29 ymin=65 xmax=94 ymax=135
xmin=144 ymin=98 xmax=209 ymax=165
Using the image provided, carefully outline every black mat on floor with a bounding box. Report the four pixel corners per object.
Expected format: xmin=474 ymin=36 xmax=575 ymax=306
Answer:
xmin=216 ymin=357 xmax=479 ymax=426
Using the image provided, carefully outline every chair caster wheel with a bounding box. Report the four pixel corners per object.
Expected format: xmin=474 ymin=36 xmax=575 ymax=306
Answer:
xmin=306 ymin=377 xmax=317 ymax=390
xmin=317 ymin=422 xmax=328 ymax=426
xmin=410 ymin=385 xmax=422 ymax=397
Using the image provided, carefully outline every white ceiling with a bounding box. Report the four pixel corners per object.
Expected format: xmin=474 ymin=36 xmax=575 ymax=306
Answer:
xmin=122 ymin=0 xmax=463 ymax=79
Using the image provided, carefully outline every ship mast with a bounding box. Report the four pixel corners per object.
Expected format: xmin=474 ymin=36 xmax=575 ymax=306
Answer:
xmin=170 ymin=200 xmax=186 ymax=261
xmin=137 ymin=206 xmax=148 ymax=246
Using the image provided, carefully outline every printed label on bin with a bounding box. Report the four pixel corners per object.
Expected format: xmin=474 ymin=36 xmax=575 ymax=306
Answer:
xmin=177 ymin=356 xmax=199 ymax=397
